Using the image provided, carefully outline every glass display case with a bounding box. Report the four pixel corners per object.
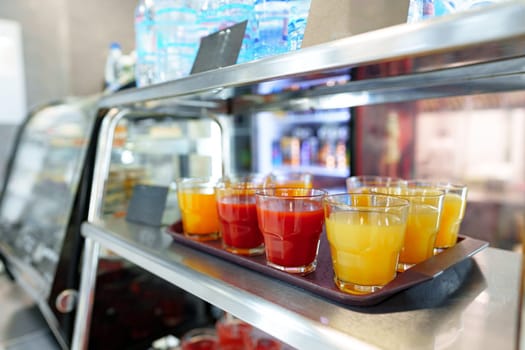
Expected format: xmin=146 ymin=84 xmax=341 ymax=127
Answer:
xmin=0 ymin=97 xmax=99 ymax=349
xmin=72 ymin=2 xmax=525 ymax=349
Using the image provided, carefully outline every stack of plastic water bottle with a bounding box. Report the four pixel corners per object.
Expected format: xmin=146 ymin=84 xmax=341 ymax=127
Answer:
xmin=134 ymin=0 xmax=312 ymax=87
xmin=407 ymin=0 xmax=508 ymax=23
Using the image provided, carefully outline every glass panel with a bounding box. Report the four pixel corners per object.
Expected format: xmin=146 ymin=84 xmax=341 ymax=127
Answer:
xmin=0 ymin=101 xmax=95 ymax=287
xmin=102 ymin=114 xmax=225 ymax=226
xmin=354 ymin=91 xmax=525 ymax=250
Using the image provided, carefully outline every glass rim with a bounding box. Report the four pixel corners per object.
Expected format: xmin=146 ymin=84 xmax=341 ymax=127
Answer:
xmin=324 ymin=192 xmax=410 ymax=209
xmin=175 ymin=176 xmax=218 ymax=184
xmin=346 ymin=175 xmax=404 ymax=181
xmin=405 ymin=179 xmax=468 ymax=190
xmin=345 ymin=175 xmax=407 ymax=188
xmin=371 ymin=186 xmax=445 ymax=198
xmin=216 ymin=174 xmax=266 ymax=190
xmin=255 ymin=187 xmax=327 ymax=198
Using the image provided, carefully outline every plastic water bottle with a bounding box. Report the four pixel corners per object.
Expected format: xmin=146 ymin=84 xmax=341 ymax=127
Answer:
xmin=104 ymin=42 xmax=122 ymax=91
xmin=134 ymin=0 xmax=157 ymax=87
xmin=198 ymin=0 xmax=221 ymax=39
xmin=155 ymin=0 xmax=200 ymax=81
xmin=253 ymin=0 xmax=290 ymax=60
xmin=287 ymin=0 xmax=311 ymax=51
xmin=198 ymin=0 xmax=255 ymax=64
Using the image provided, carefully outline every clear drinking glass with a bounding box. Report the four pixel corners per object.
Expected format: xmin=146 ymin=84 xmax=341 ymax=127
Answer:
xmin=176 ymin=177 xmax=220 ymax=241
xmin=255 ymin=187 xmax=326 ymax=274
xmin=181 ymin=327 xmax=219 ymax=350
xmin=216 ymin=313 xmax=253 ymax=350
xmin=216 ymin=174 xmax=266 ymax=255
xmin=323 ymin=193 xmax=410 ymax=295
xmin=373 ymin=184 xmax=445 ymax=271
xmin=408 ymin=180 xmax=468 ymax=250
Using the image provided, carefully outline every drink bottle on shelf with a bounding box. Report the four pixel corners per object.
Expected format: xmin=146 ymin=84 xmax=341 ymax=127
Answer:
xmin=134 ymin=0 xmax=157 ymax=87
xmin=253 ymin=0 xmax=290 ymax=59
xmin=287 ymin=0 xmax=311 ymax=51
xmin=155 ymin=0 xmax=200 ymax=81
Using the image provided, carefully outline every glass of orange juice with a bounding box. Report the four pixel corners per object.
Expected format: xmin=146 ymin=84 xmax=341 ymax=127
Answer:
xmin=176 ymin=177 xmax=220 ymax=241
xmin=373 ymin=184 xmax=445 ymax=271
xmin=264 ymin=172 xmax=313 ymax=188
xmin=434 ymin=183 xmax=467 ymax=250
xmin=408 ymin=180 xmax=468 ymax=251
xmin=323 ymin=193 xmax=410 ymax=295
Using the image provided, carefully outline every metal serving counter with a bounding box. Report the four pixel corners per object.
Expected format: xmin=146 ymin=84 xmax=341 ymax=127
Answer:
xmin=70 ymin=2 xmax=525 ymax=349
xmin=78 ymin=217 xmax=520 ymax=350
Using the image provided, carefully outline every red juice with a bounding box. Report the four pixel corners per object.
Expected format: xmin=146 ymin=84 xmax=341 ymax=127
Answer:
xmin=181 ymin=338 xmax=218 ymax=350
xmin=216 ymin=317 xmax=252 ymax=350
xmin=217 ymin=195 xmax=263 ymax=249
xmin=257 ymin=203 xmax=324 ymax=267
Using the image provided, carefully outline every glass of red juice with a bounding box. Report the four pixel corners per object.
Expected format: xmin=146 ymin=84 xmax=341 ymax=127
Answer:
xmin=255 ymin=188 xmax=327 ymax=274
xmin=181 ymin=328 xmax=219 ymax=350
xmin=216 ymin=175 xmax=265 ymax=255
xmin=242 ymin=327 xmax=283 ymax=350
xmin=215 ymin=313 xmax=253 ymax=350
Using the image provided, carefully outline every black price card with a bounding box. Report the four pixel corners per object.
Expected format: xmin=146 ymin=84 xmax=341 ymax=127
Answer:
xmin=191 ymin=20 xmax=247 ymax=74
xmin=126 ymin=184 xmax=169 ymax=227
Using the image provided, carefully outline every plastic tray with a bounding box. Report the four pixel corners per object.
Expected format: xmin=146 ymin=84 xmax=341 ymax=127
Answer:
xmin=166 ymin=223 xmax=488 ymax=306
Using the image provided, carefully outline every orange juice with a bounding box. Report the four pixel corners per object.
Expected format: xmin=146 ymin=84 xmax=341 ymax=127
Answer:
xmin=399 ymin=204 xmax=440 ymax=264
xmin=178 ymin=189 xmax=220 ymax=240
xmin=326 ymin=211 xmax=406 ymax=291
xmin=435 ymin=192 xmax=466 ymax=248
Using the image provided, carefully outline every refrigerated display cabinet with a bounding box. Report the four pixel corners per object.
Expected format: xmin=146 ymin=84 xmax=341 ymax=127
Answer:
xmin=0 ymin=100 xmax=215 ymax=350
xmin=0 ymin=97 xmax=99 ymax=349
xmin=73 ymin=2 xmax=525 ymax=349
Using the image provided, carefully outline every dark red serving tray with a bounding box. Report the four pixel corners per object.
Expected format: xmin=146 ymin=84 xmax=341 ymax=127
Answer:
xmin=166 ymin=224 xmax=488 ymax=306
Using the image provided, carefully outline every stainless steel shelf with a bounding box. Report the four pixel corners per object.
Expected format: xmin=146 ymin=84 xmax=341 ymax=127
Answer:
xmin=98 ymin=1 xmax=525 ymax=110
xmin=72 ymin=4 xmax=525 ymax=349
xmin=81 ymin=218 xmax=520 ymax=350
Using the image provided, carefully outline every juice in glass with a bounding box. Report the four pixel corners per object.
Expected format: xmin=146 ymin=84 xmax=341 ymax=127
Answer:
xmin=216 ymin=314 xmax=252 ymax=350
xmin=255 ymin=188 xmax=326 ymax=274
xmin=434 ymin=184 xmax=467 ymax=249
xmin=242 ymin=327 xmax=282 ymax=350
xmin=324 ymin=193 xmax=409 ymax=294
xmin=177 ymin=178 xmax=220 ymax=241
xmin=399 ymin=204 xmax=441 ymax=264
xmin=217 ymin=195 xmax=264 ymax=254
xmin=346 ymin=175 xmax=406 ymax=192
xmin=216 ymin=175 xmax=265 ymax=255
xmin=377 ymin=186 xmax=444 ymax=271
xmin=181 ymin=328 xmax=219 ymax=350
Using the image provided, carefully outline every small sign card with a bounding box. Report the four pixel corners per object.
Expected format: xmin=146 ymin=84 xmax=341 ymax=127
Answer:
xmin=126 ymin=184 xmax=169 ymax=227
xmin=191 ymin=20 xmax=247 ymax=74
